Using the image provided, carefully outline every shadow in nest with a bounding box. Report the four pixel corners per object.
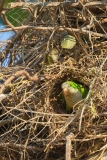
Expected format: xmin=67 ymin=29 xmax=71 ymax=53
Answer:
xmin=49 ymin=74 xmax=89 ymax=114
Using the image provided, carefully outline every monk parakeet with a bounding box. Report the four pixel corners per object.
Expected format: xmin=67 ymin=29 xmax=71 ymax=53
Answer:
xmin=46 ymin=48 xmax=59 ymax=65
xmin=61 ymin=81 xmax=88 ymax=112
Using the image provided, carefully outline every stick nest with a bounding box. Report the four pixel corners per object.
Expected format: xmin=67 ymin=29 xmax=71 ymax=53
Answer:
xmin=0 ymin=0 xmax=107 ymax=159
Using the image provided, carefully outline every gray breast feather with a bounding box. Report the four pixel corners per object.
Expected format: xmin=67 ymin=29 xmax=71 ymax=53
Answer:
xmin=64 ymin=89 xmax=83 ymax=108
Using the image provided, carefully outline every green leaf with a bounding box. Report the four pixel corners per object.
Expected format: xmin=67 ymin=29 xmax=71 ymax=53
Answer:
xmin=6 ymin=7 xmax=30 ymax=27
xmin=61 ymin=35 xmax=76 ymax=49
xmin=4 ymin=0 xmax=15 ymax=8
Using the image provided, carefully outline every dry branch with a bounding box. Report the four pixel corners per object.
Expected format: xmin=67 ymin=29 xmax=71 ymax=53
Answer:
xmin=1 ymin=10 xmax=18 ymax=33
xmin=0 ymin=5 xmax=37 ymax=56
xmin=0 ymin=26 xmax=107 ymax=38
xmin=8 ymin=2 xmax=76 ymax=8
xmin=66 ymin=133 xmax=74 ymax=160
xmin=0 ymin=142 xmax=44 ymax=151
xmin=8 ymin=1 xmax=107 ymax=9
xmin=0 ymin=0 xmax=107 ymax=159
xmin=0 ymin=0 xmax=5 ymax=13
xmin=0 ymin=70 xmax=51 ymax=94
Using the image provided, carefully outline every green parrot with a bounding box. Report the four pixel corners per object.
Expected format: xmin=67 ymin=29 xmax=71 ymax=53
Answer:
xmin=61 ymin=81 xmax=88 ymax=112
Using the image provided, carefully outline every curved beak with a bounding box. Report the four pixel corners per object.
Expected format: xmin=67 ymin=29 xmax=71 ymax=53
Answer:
xmin=63 ymin=88 xmax=70 ymax=96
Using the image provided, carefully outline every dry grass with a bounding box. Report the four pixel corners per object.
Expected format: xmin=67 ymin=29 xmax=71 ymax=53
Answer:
xmin=0 ymin=0 xmax=107 ymax=159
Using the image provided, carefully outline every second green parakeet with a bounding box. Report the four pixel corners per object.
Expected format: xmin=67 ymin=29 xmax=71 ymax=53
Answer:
xmin=61 ymin=81 xmax=88 ymax=112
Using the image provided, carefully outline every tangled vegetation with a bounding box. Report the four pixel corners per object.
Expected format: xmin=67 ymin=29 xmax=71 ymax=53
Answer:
xmin=0 ymin=0 xmax=107 ymax=159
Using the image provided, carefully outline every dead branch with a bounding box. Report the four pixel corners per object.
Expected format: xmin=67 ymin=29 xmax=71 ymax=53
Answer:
xmin=1 ymin=10 xmax=18 ymax=33
xmin=0 ymin=1 xmax=107 ymax=159
xmin=0 ymin=26 xmax=107 ymax=38
xmin=0 ymin=118 xmax=18 ymax=127
xmin=0 ymin=70 xmax=51 ymax=94
xmin=8 ymin=2 xmax=76 ymax=8
xmin=0 ymin=0 xmax=5 ymax=13
xmin=1 ymin=6 xmax=37 ymax=57
xmin=7 ymin=1 xmax=107 ymax=9
xmin=82 ymin=17 xmax=107 ymax=30
xmin=0 ymin=142 xmax=44 ymax=151
xmin=66 ymin=133 xmax=74 ymax=160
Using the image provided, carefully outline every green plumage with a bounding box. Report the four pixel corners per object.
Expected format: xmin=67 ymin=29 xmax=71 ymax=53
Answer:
xmin=61 ymin=81 xmax=88 ymax=112
xmin=68 ymin=81 xmax=88 ymax=98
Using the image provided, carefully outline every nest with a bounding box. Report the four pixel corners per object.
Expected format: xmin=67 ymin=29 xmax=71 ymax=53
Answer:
xmin=0 ymin=0 xmax=107 ymax=160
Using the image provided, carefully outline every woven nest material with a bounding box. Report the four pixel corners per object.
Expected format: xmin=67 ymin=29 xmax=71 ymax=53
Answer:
xmin=0 ymin=0 xmax=107 ymax=160
xmin=0 ymin=49 xmax=106 ymax=159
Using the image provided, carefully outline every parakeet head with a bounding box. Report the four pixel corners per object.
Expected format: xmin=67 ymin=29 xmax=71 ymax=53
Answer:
xmin=61 ymin=81 xmax=87 ymax=111
xmin=61 ymin=81 xmax=77 ymax=96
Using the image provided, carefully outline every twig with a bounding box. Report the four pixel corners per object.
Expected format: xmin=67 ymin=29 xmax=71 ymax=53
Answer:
xmin=0 ymin=142 xmax=44 ymax=151
xmin=2 ymin=6 xmax=36 ymax=56
xmin=82 ymin=18 xmax=107 ymax=30
xmin=0 ymin=26 xmax=107 ymax=38
xmin=8 ymin=2 xmax=76 ymax=8
xmin=1 ymin=10 xmax=18 ymax=33
xmin=0 ymin=70 xmax=51 ymax=94
xmin=45 ymin=111 xmax=80 ymax=152
xmin=0 ymin=0 xmax=5 ymax=13
xmin=8 ymin=1 xmax=107 ymax=9
xmin=45 ymin=55 xmax=107 ymax=151
xmin=66 ymin=133 xmax=74 ymax=160
xmin=0 ymin=118 xmax=18 ymax=127
xmin=79 ymin=55 xmax=107 ymax=131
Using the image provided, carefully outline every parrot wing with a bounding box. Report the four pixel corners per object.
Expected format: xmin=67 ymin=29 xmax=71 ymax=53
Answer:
xmin=68 ymin=81 xmax=88 ymax=98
